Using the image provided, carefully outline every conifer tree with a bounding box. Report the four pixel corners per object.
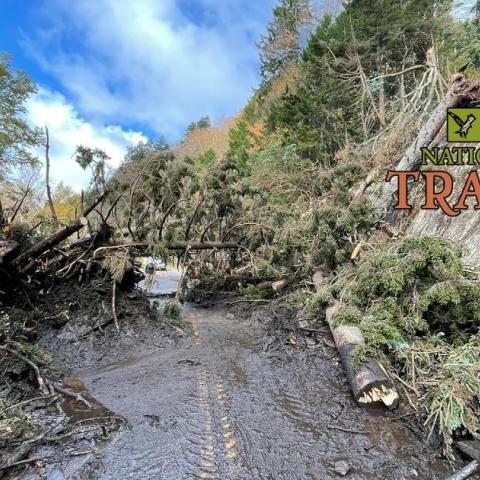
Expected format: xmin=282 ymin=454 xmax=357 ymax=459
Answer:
xmin=258 ymin=0 xmax=315 ymax=80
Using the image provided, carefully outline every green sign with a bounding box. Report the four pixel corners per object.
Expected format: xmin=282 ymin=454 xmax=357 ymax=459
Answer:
xmin=447 ymin=108 xmax=480 ymax=142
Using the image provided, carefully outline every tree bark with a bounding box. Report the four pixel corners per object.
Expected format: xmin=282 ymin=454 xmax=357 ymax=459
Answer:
xmin=456 ymin=441 xmax=480 ymax=462
xmin=446 ymin=461 xmax=479 ymax=480
xmin=0 ymin=197 xmax=4 ymax=229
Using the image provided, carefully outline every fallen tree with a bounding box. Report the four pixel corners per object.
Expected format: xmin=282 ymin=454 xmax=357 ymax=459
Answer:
xmin=10 ymin=191 xmax=109 ymax=275
xmin=377 ymin=74 xmax=480 ymax=209
xmin=325 ymin=302 xmax=399 ymax=409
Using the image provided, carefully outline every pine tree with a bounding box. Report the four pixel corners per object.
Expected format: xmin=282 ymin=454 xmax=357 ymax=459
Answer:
xmin=258 ymin=0 xmax=315 ymax=80
xmin=267 ymin=0 xmax=453 ymax=162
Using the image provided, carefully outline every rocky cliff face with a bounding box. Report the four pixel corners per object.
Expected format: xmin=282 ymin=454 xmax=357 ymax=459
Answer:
xmin=366 ymin=75 xmax=480 ymax=267
xmin=406 ymin=155 xmax=480 ymax=268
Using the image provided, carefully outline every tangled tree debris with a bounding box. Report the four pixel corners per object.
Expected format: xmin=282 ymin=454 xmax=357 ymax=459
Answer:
xmin=2 ymin=0 xmax=480 ymax=475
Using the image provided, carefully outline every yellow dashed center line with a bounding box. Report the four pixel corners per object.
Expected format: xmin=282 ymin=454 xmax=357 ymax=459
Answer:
xmin=195 ymin=368 xmax=218 ymax=479
xmin=214 ymin=381 xmax=241 ymax=469
xmin=187 ymin=313 xmax=242 ymax=476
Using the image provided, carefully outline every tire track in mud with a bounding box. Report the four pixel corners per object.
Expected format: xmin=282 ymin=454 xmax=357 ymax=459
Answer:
xmin=186 ymin=310 xmax=244 ymax=480
xmin=274 ymin=390 xmax=323 ymax=439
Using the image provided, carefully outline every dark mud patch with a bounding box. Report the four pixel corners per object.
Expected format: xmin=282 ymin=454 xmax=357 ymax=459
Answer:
xmin=5 ymin=268 xmax=463 ymax=479
xmin=2 ymin=272 xmax=186 ymax=480
xmin=32 ymin=300 xmax=456 ymax=479
xmin=60 ymin=379 xmax=118 ymax=425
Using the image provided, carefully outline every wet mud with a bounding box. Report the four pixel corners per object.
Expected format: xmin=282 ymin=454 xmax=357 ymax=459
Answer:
xmin=31 ymin=271 xmax=456 ymax=479
xmin=69 ymin=321 xmax=451 ymax=477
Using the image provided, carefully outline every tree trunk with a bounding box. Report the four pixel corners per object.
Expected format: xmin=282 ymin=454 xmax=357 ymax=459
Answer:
xmin=0 ymin=197 xmax=4 ymax=229
xmin=45 ymin=126 xmax=59 ymax=228
xmin=379 ymin=74 xmax=479 ymax=209
xmin=326 ymin=302 xmax=399 ymax=409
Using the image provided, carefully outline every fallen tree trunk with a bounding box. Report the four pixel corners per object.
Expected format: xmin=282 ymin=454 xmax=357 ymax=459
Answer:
xmin=394 ymin=75 xmax=475 ymax=172
xmin=10 ymin=191 xmax=108 ymax=274
xmin=166 ymin=241 xmax=239 ymax=250
xmin=0 ymin=241 xmax=19 ymax=265
xmin=447 ymin=461 xmax=479 ymax=480
xmin=325 ymin=302 xmax=399 ymax=409
xmin=93 ymin=241 xmax=239 ymax=258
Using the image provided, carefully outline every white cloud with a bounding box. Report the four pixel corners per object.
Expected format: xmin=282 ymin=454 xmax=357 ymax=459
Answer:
xmin=22 ymin=0 xmax=276 ymax=141
xmin=26 ymin=87 xmax=147 ymax=191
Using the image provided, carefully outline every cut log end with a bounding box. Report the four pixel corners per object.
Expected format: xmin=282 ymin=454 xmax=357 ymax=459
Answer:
xmin=357 ymin=384 xmax=400 ymax=409
xmin=326 ymin=302 xmax=400 ymax=410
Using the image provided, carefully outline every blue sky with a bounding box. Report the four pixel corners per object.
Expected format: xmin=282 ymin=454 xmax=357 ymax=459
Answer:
xmin=0 ymin=0 xmax=276 ymax=189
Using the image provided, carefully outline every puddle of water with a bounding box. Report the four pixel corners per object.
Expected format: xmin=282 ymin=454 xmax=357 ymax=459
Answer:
xmin=61 ymin=378 xmax=117 ymax=424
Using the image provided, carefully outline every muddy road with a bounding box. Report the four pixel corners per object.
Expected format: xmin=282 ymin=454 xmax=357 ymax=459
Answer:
xmin=36 ymin=271 xmax=452 ymax=479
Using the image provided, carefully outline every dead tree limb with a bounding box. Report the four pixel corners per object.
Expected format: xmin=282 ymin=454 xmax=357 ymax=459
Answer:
xmin=0 ymin=197 xmax=4 ymax=228
xmin=200 ymin=217 xmax=220 ymax=242
xmin=158 ymin=198 xmax=188 ymax=240
xmin=44 ymin=126 xmax=58 ymax=229
xmin=51 ymin=383 xmax=92 ymax=408
xmin=0 ymin=345 xmax=50 ymax=395
xmin=9 ymin=183 xmax=31 ymax=224
xmin=127 ymin=154 xmax=159 ymax=239
xmin=184 ymin=197 xmax=204 ymax=241
xmin=447 ymin=461 xmax=479 ymax=480
xmin=10 ymin=190 xmax=108 ymax=274
xmin=379 ymin=74 xmax=480 ymax=207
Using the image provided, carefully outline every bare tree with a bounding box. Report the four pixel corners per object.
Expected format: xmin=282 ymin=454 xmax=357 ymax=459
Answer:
xmin=44 ymin=126 xmax=59 ymax=228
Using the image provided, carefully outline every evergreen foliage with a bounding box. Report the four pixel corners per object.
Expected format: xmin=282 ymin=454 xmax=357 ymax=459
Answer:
xmin=0 ymin=53 xmax=42 ymax=177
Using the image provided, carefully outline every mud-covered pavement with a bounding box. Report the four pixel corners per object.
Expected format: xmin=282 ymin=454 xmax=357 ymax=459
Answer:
xmin=27 ymin=270 xmax=455 ymax=479
xmin=40 ymin=277 xmax=452 ymax=479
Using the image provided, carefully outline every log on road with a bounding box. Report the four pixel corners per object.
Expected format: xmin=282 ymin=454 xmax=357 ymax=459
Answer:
xmin=326 ymin=302 xmax=399 ymax=409
xmin=446 ymin=461 xmax=479 ymax=480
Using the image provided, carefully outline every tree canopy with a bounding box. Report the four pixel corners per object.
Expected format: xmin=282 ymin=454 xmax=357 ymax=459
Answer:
xmin=0 ymin=53 xmax=41 ymax=177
